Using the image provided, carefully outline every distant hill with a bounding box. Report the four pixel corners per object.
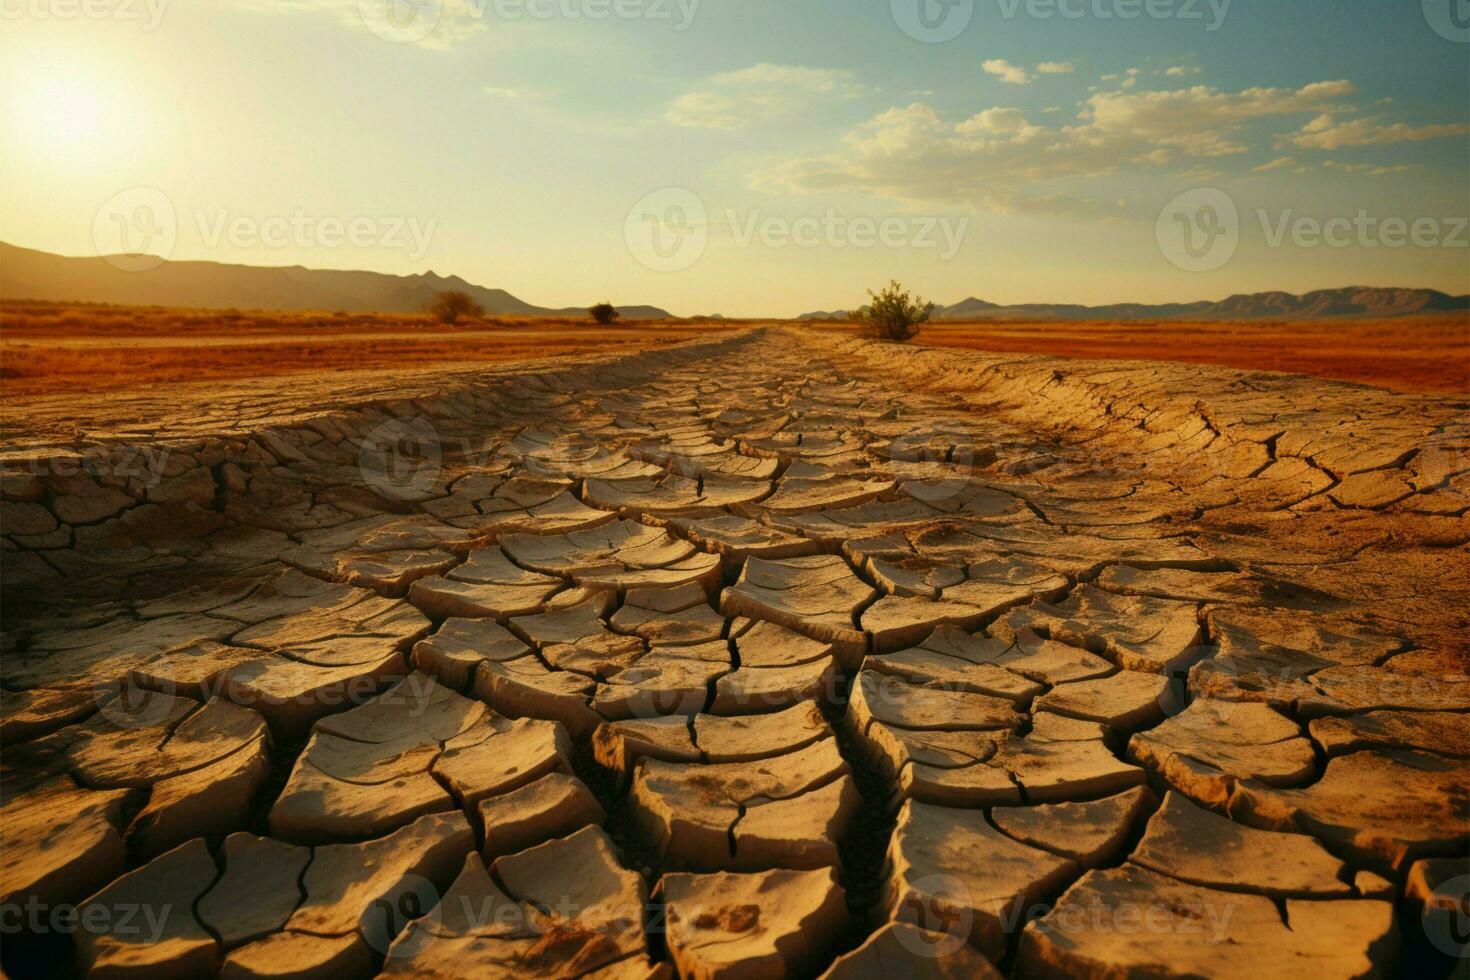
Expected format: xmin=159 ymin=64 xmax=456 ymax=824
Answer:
xmin=799 ymin=287 xmax=1468 ymax=323
xmin=0 ymin=243 xmax=673 ymax=319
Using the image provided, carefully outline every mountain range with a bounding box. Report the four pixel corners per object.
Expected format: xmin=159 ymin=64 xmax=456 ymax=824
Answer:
xmin=0 ymin=243 xmax=673 ymax=319
xmin=800 ymin=287 xmax=1469 ymax=322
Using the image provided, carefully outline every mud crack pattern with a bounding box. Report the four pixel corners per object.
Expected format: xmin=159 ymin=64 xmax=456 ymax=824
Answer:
xmin=2 ymin=329 xmax=1466 ymax=978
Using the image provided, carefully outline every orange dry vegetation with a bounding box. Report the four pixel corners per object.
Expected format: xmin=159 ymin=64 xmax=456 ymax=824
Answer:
xmin=809 ymin=316 xmax=1470 ymax=395
xmin=0 ymin=302 xmax=743 ymax=398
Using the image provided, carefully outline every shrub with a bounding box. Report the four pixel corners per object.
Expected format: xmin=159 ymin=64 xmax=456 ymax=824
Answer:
xmin=589 ymin=302 xmax=620 ymax=325
xmin=429 ymin=290 xmax=484 ymax=325
xmin=852 ymin=280 xmax=936 ymax=342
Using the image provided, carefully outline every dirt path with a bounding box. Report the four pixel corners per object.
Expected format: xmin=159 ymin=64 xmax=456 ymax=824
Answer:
xmin=2 ymin=329 xmax=1466 ymax=978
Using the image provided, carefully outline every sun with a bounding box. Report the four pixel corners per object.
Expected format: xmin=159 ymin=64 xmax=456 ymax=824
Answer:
xmin=10 ymin=74 xmax=111 ymax=156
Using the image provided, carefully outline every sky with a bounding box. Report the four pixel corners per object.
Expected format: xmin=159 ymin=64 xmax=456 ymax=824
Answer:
xmin=1 ymin=0 xmax=1467 ymax=317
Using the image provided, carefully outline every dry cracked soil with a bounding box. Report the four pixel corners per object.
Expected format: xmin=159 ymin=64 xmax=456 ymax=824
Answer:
xmin=1 ymin=326 xmax=1467 ymax=979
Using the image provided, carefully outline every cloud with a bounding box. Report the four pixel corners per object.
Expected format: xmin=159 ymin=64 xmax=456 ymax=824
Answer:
xmin=667 ymin=64 xmax=863 ymax=129
xmin=1285 ymin=114 xmax=1470 ymax=149
xmin=483 ymin=86 xmax=521 ymax=100
xmin=751 ymin=80 xmax=1363 ymax=211
xmin=983 ymin=59 xmax=1032 ymax=85
xmin=1036 ymin=61 xmax=1075 ymax=74
xmin=1165 ymin=65 xmax=1202 ymax=77
xmin=223 ymin=0 xmax=488 ymax=50
xmin=1252 ymin=155 xmax=1297 ymax=172
xmin=1322 ymin=160 xmax=1419 ymax=175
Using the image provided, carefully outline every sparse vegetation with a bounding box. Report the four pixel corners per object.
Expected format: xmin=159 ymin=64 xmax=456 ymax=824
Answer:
xmin=852 ymin=280 xmax=936 ymax=342
xmin=589 ymin=302 xmax=620 ymax=325
xmin=428 ymin=290 xmax=484 ymax=325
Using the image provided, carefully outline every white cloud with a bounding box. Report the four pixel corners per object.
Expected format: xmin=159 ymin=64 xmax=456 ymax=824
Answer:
xmin=751 ymin=80 xmax=1364 ymax=212
xmin=667 ymin=64 xmax=863 ymax=129
xmin=1036 ymin=61 xmax=1075 ymax=74
xmin=1165 ymin=65 xmax=1202 ymax=77
xmin=1285 ymin=114 xmax=1470 ymax=149
xmin=983 ymin=59 xmax=1032 ymax=85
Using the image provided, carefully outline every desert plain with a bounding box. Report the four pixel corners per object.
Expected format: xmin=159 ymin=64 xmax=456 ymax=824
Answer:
xmin=1 ymin=307 xmax=1467 ymax=979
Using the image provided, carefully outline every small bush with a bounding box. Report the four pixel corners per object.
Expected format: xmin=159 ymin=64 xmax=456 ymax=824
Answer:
xmin=589 ymin=302 xmax=620 ymax=325
xmin=429 ymin=290 xmax=484 ymax=325
xmin=852 ymin=280 xmax=936 ymax=342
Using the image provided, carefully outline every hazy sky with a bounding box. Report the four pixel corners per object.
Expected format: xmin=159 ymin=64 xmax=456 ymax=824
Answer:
xmin=2 ymin=0 xmax=1467 ymax=316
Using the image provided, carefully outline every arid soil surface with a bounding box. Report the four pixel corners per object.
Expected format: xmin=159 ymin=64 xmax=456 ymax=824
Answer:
xmin=807 ymin=315 xmax=1470 ymax=395
xmin=1 ymin=328 xmax=1467 ymax=978
xmin=0 ymin=302 xmax=738 ymax=398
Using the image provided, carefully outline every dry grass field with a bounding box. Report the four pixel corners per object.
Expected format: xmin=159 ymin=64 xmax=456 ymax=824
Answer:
xmin=0 ymin=301 xmax=741 ymax=398
xmin=809 ymin=315 xmax=1470 ymax=395
xmin=3 ymin=302 xmax=1465 ymax=400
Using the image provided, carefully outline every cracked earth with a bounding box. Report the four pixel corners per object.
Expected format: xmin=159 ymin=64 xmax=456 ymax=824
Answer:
xmin=2 ymin=327 xmax=1467 ymax=979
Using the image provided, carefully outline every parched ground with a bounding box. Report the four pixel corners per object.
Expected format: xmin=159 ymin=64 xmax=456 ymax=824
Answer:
xmin=1 ymin=327 xmax=1467 ymax=979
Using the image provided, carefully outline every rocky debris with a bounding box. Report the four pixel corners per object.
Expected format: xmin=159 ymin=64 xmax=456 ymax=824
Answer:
xmin=992 ymin=786 xmax=1158 ymax=867
xmin=1130 ymin=792 xmax=1352 ymax=897
xmin=818 ymin=922 xmax=1003 ymax=980
xmin=884 ymin=799 xmax=1081 ymax=960
xmin=1016 ymin=864 xmax=1398 ymax=978
xmin=1229 ymin=749 xmax=1470 ymax=871
xmin=659 ymin=867 xmax=847 ymax=979
xmin=1128 ymin=698 xmax=1316 ymax=807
